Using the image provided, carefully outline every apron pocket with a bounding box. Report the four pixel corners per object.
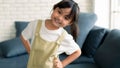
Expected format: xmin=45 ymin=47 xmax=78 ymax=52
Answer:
xmin=32 ymin=52 xmax=54 ymax=68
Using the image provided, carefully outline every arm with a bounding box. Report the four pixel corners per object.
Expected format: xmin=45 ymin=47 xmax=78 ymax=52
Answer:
xmin=62 ymin=49 xmax=81 ymax=67
xmin=54 ymin=32 xmax=81 ymax=68
xmin=20 ymin=35 xmax=31 ymax=54
xmin=54 ymin=49 xmax=81 ymax=68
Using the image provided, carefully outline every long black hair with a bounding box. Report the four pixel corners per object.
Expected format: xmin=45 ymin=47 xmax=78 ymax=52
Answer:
xmin=53 ymin=0 xmax=80 ymax=41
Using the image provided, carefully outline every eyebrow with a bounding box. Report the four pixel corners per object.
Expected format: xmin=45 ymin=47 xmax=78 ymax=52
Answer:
xmin=57 ymin=8 xmax=72 ymax=20
xmin=59 ymin=8 xmax=70 ymax=16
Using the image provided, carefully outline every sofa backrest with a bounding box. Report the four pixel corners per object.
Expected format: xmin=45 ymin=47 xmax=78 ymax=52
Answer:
xmin=94 ymin=29 xmax=120 ymax=68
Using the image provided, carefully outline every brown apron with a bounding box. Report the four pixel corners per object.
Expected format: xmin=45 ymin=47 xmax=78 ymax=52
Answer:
xmin=27 ymin=20 xmax=66 ymax=68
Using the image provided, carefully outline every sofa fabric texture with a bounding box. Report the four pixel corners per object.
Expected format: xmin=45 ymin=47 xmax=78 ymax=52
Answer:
xmin=94 ymin=29 xmax=120 ymax=68
xmin=76 ymin=13 xmax=97 ymax=48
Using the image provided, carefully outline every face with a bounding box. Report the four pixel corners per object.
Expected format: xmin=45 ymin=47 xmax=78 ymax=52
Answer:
xmin=51 ymin=7 xmax=72 ymax=28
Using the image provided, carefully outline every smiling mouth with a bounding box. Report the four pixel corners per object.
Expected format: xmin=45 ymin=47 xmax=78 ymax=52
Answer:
xmin=54 ymin=18 xmax=62 ymax=26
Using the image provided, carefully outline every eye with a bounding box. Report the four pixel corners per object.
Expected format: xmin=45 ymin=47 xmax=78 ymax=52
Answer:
xmin=64 ymin=16 xmax=70 ymax=20
xmin=58 ymin=10 xmax=62 ymax=14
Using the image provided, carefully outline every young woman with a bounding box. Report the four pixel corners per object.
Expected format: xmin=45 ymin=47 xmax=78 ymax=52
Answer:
xmin=20 ymin=0 xmax=81 ymax=68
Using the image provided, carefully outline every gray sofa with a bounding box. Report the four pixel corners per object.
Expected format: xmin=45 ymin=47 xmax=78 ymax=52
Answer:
xmin=0 ymin=12 xmax=120 ymax=68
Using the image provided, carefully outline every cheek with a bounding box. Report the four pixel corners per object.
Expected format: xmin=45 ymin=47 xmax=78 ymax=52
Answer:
xmin=51 ymin=13 xmax=54 ymax=18
xmin=51 ymin=11 xmax=57 ymax=18
xmin=62 ymin=21 xmax=70 ymax=27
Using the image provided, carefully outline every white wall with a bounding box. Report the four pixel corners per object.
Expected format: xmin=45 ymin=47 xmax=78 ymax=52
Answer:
xmin=94 ymin=0 xmax=110 ymax=28
xmin=0 ymin=0 xmax=94 ymax=42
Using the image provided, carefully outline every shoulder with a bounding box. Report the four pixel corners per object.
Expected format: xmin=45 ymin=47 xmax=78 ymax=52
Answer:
xmin=28 ymin=19 xmax=44 ymax=28
xmin=30 ymin=19 xmax=41 ymax=25
xmin=63 ymin=30 xmax=73 ymax=40
xmin=61 ymin=29 xmax=74 ymax=43
xmin=59 ymin=29 xmax=80 ymax=55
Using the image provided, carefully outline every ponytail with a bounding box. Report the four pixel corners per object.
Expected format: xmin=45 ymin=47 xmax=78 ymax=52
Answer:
xmin=70 ymin=22 xmax=79 ymax=42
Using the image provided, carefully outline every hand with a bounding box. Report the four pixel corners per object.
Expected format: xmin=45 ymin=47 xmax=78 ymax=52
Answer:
xmin=53 ymin=57 xmax=63 ymax=68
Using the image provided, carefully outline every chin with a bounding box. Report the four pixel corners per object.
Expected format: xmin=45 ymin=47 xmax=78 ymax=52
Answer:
xmin=52 ymin=19 xmax=60 ymax=28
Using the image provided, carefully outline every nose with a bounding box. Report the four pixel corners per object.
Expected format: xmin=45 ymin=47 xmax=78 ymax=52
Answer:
xmin=58 ymin=15 xmax=63 ymax=21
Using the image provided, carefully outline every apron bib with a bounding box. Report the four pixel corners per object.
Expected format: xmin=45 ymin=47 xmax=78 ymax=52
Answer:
xmin=27 ymin=20 xmax=66 ymax=68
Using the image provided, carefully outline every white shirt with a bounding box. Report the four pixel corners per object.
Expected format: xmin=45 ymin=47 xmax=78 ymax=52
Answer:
xmin=22 ymin=20 xmax=80 ymax=55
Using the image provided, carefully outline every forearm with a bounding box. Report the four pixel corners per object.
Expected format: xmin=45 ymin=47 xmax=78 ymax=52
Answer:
xmin=62 ymin=49 xmax=81 ymax=67
xmin=20 ymin=35 xmax=31 ymax=54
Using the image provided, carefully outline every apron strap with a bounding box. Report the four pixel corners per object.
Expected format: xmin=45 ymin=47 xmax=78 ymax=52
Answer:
xmin=35 ymin=20 xmax=42 ymax=35
xmin=55 ymin=30 xmax=67 ymax=58
xmin=56 ymin=30 xmax=67 ymax=45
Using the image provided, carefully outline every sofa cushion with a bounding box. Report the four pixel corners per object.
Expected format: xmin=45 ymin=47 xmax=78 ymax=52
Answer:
xmin=94 ymin=29 xmax=120 ymax=68
xmin=15 ymin=21 xmax=29 ymax=37
xmin=82 ymin=28 xmax=106 ymax=58
xmin=0 ymin=37 xmax=27 ymax=58
xmin=65 ymin=12 xmax=97 ymax=48
xmin=0 ymin=54 xmax=28 ymax=68
xmin=66 ymin=63 xmax=98 ymax=68
xmin=59 ymin=53 xmax=94 ymax=64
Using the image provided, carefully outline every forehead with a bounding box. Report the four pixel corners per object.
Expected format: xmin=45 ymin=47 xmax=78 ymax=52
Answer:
xmin=58 ymin=8 xmax=71 ymax=15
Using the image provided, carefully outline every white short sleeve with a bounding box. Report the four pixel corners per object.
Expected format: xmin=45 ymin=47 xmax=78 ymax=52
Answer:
xmin=21 ymin=20 xmax=37 ymax=40
xmin=58 ymin=32 xmax=80 ymax=55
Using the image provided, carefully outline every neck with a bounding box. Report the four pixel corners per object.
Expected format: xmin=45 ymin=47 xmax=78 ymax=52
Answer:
xmin=45 ymin=19 xmax=59 ymax=30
